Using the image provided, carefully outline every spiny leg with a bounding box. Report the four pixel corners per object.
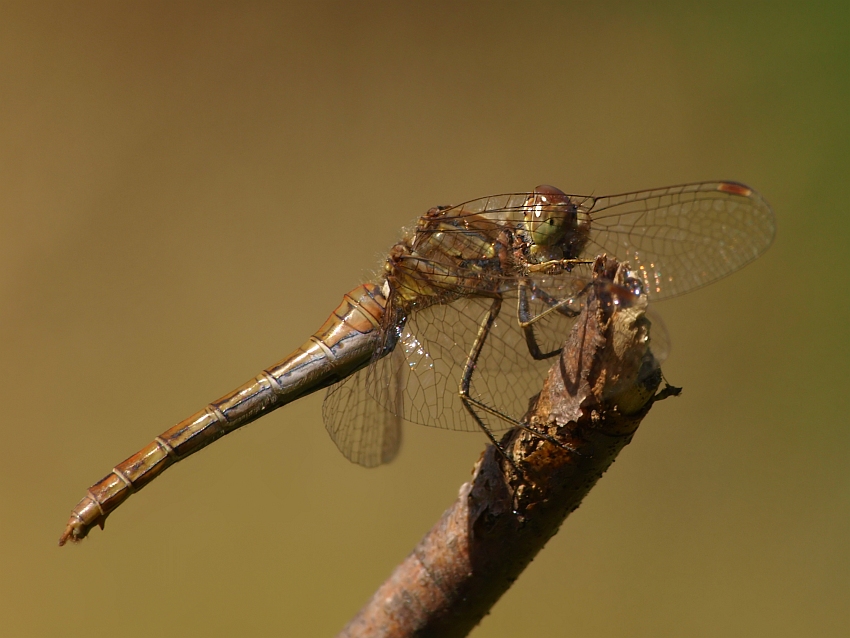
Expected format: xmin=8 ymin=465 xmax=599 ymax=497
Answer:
xmin=462 ymin=392 xmax=584 ymax=464
xmin=457 ymin=297 xmax=579 ymax=472
xmin=456 ymin=296 xmax=519 ymax=469
xmin=512 ymin=280 xmax=588 ymax=457
xmin=526 ymin=257 xmax=594 ymax=274
xmin=517 ymin=278 xmax=588 ymax=360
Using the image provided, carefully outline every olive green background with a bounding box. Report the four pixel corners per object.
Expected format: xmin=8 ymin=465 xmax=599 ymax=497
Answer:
xmin=2 ymin=2 xmax=847 ymax=636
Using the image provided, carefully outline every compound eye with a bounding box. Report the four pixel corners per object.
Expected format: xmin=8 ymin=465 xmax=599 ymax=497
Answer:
xmin=524 ymin=185 xmax=571 ymax=247
xmin=533 ymin=184 xmax=567 ymax=197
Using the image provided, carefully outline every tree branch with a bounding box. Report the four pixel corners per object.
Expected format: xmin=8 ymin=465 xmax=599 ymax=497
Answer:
xmin=337 ymin=258 xmax=675 ymax=638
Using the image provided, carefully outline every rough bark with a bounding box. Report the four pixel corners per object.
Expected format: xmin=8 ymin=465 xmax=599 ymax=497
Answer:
xmin=337 ymin=257 xmax=676 ymax=638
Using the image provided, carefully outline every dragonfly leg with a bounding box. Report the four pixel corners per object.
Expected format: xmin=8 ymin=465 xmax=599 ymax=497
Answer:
xmin=455 ymin=297 xmax=520 ymax=470
xmin=462 ymin=389 xmax=583 ymax=465
xmin=457 ymin=297 xmax=580 ymax=471
xmin=526 ymin=258 xmax=594 ymax=274
xmin=516 ymin=279 xmax=588 ymax=360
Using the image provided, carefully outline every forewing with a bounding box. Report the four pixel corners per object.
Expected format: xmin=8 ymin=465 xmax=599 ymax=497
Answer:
xmin=584 ymin=181 xmax=775 ymax=300
xmin=323 ymin=349 xmax=403 ymax=468
xmin=422 ymin=182 xmax=774 ymax=302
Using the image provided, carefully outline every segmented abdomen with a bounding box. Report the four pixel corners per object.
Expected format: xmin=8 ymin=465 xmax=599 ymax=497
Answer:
xmin=59 ymin=283 xmax=388 ymax=544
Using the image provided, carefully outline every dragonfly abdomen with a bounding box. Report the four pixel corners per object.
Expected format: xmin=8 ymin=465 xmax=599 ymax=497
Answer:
xmin=59 ymin=283 xmax=388 ymax=544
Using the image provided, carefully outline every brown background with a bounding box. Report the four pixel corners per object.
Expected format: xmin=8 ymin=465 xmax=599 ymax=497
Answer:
xmin=2 ymin=2 xmax=847 ymax=636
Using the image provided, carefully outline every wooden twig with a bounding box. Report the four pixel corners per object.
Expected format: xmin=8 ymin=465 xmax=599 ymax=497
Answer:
xmin=337 ymin=257 xmax=676 ymax=638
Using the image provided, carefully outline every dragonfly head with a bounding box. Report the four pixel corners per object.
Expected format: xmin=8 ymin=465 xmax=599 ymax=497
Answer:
xmin=524 ymin=185 xmax=588 ymax=263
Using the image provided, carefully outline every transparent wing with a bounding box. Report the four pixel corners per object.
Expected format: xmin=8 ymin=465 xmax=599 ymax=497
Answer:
xmin=368 ymin=275 xmax=589 ymax=432
xmin=322 ymin=348 xmax=403 ymax=468
xmin=323 ymin=181 xmax=774 ymax=454
xmin=582 ymin=181 xmax=775 ymax=300
xmin=418 ymin=181 xmax=775 ymax=301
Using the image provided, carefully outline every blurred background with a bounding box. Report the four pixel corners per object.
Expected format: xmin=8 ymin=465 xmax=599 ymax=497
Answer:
xmin=2 ymin=1 xmax=847 ymax=636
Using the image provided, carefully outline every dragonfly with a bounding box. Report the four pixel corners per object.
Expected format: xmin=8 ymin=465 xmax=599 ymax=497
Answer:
xmin=59 ymin=180 xmax=775 ymax=545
